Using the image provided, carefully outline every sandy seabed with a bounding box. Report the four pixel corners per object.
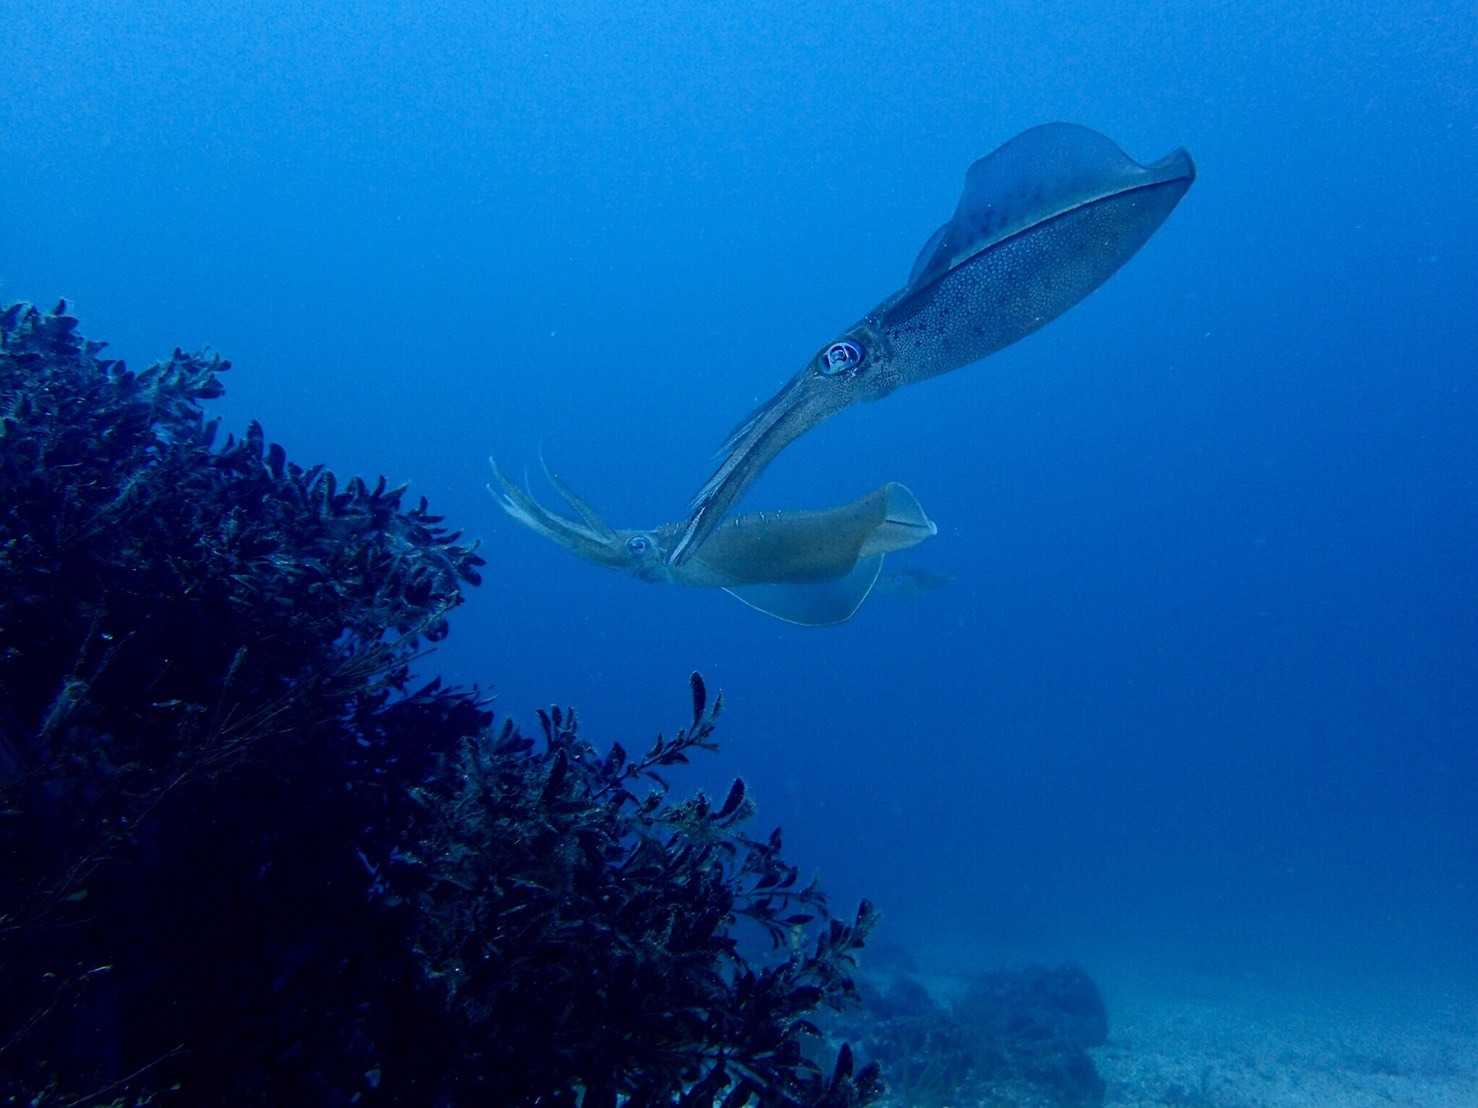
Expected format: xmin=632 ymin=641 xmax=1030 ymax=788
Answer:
xmin=1093 ymin=969 xmax=1478 ymax=1107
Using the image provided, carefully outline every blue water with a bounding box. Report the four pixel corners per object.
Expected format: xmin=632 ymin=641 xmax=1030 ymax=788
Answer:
xmin=5 ymin=0 xmax=1474 ymax=992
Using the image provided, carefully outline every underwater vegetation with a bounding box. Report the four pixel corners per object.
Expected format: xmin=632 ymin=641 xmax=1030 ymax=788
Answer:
xmin=405 ymin=680 xmax=881 ymax=1107
xmin=0 ymin=302 xmax=880 ymax=1105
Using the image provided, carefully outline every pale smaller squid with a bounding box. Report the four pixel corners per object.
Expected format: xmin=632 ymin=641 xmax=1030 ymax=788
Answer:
xmin=489 ymin=457 xmax=936 ymax=625
xmin=874 ymin=567 xmax=959 ymax=599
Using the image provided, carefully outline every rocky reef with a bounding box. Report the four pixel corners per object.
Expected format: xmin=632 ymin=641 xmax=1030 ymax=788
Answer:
xmin=0 ymin=302 xmax=880 ymax=1106
xmin=835 ymin=964 xmax=1109 ymax=1107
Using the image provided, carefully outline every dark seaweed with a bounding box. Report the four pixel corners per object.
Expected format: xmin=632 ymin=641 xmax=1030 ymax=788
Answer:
xmin=0 ymin=303 xmax=878 ymax=1106
xmin=400 ymin=676 xmax=881 ymax=1106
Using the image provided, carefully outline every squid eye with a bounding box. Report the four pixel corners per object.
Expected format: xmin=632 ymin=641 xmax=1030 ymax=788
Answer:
xmin=819 ymin=338 xmax=865 ymax=377
xmin=625 ymin=534 xmax=654 ymax=558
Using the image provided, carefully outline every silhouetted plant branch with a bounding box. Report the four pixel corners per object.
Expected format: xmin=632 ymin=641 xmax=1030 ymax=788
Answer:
xmin=0 ymin=302 xmax=879 ymax=1106
xmin=394 ymin=671 xmax=880 ymax=1105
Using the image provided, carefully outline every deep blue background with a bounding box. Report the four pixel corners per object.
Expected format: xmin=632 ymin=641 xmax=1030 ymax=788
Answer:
xmin=5 ymin=0 xmax=1474 ymax=990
